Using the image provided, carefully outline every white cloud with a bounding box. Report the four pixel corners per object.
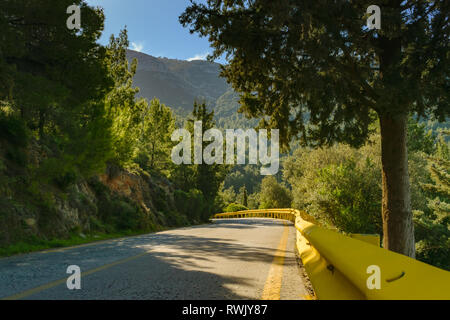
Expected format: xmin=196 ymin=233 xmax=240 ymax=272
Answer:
xmin=130 ymin=42 xmax=144 ymax=52
xmin=187 ymin=52 xmax=209 ymax=61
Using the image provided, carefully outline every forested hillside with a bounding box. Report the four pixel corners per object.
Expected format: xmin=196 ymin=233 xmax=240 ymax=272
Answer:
xmin=0 ymin=1 xmax=227 ymax=256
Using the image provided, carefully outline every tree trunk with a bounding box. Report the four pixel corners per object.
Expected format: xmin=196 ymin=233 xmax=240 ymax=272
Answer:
xmin=379 ymin=113 xmax=415 ymax=258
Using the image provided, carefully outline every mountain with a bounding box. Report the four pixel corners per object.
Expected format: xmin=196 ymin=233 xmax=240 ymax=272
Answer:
xmin=127 ymin=50 xmax=228 ymax=115
xmin=126 ymin=50 xmax=259 ymax=129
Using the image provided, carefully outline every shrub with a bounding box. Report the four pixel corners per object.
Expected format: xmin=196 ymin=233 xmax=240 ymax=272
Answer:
xmin=174 ymin=189 xmax=207 ymax=222
xmin=313 ymin=160 xmax=382 ymax=234
xmin=284 ymin=140 xmax=382 ymax=234
xmin=258 ymin=176 xmax=292 ymax=209
xmin=108 ymin=199 xmax=141 ymax=231
xmin=0 ymin=113 xmax=29 ymax=147
xmin=224 ymin=203 xmax=248 ymax=212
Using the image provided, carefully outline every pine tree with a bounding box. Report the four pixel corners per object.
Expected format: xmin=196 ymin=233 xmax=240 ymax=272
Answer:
xmin=407 ymin=117 xmax=436 ymax=155
xmin=0 ymin=0 xmax=111 ymax=137
xmin=422 ymin=129 xmax=450 ymax=221
xmin=415 ymin=133 xmax=450 ymax=269
xmin=435 ymin=129 xmax=450 ymax=161
xmin=135 ymin=98 xmax=175 ymax=172
xmin=0 ymin=0 xmax=113 ymax=184
xmin=105 ymin=28 xmax=146 ymax=167
xmin=180 ymin=1 xmax=449 ymax=257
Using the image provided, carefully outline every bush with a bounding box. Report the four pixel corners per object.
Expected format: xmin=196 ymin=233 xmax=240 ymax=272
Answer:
xmin=153 ymin=185 xmax=171 ymax=214
xmin=224 ymin=203 xmax=248 ymax=212
xmin=284 ymin=140 xmax=382 ymax=233
xmin=0 ymin=113 xmax=29 ymax=147
xmin=107 ymin=199 xmax=142 ymax=231
xmin=36 ymin=156 xmax=79 ymax=190
xmin=414 ymin=209 xmax=450 ymax=270
xmin=174 ymin=189 xmax=208 ymax=222
xmin=0 ymin=113 xmax=29 ymax=167
xmin=314 ymin=160 xmax=382 ymax=234
xmin=258 ymin=176 xmax=292 ymax=209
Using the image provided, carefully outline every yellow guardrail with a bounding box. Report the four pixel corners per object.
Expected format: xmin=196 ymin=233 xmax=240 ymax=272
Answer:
xmin=212 ymin=208 xmax=450 ymax=300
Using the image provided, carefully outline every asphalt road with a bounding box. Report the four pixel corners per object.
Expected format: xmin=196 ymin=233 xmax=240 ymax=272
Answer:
xmin=0 ymin=218 xmax=311 ymax=300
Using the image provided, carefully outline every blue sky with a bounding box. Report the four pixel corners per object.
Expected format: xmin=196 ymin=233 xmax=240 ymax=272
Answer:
xmin=86 ymin=0 xmax=225 ymax=63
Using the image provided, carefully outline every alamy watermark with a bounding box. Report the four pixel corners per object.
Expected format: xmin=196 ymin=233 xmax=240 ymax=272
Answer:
xmin=366 ymin=265 xmax=381 ymax=290
xmin=367 ymin=5 xmax=381 ymax=30
xmin=66 ymin=265 xmax=81 ymax=290
xmin=171 ymin=122 xmax=279 ymax=175
xmin=66 ymin=4 xmax=81 ymax=30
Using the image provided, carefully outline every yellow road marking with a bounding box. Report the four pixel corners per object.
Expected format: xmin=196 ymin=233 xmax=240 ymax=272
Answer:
xmin=2 ymin=251 xmax=150 ymax=300
xmin=261 ymin=222 xmax=289 ymax=300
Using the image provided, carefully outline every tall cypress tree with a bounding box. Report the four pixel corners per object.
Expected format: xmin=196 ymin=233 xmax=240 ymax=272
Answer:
xmin=180 ymin=0 xmax=449 ymax=257
xmin=242 ymin=186 xmax=248 ymax=208
xmin=188 ymin=102 xmax=220 ymax=202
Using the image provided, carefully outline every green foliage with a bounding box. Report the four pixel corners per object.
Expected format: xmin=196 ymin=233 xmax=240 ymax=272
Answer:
xmin=189 ymin=101 xmax=223 ymax=201
xmin=435 ymin=130 xmax=450 ymax=160
xmin=1 ymin=0 xmax=111 ymax=139
xmin=134 ymin=99 xmax=175 ymax=172
xmin=258 ymin=176 xmax=292 ymax=209
xmin=283 ymin=139 xmax=382 ymax=233
xmin=0 ymin=3 xmax=217 ymax=253
xmin=224 ymin=203 xmax=248 ymax=213
xmin=408 ymin=151 xmax=432 ymax=213
xmin=169 ymin=163 xmax=196 ymax=193
xmin=89 ymin=178 xmax=150 ymax=233
xmin=0 ymin=112 xmax=29 ymax=167
xmin=105 ymin=29 xmax=145 ymax=167
xmin=314 ymin=160 xmax=382 ymax=234
xmin=219 ymin=184 xmax=237 ymax=204
xmin=171 ymin=101 xmax=229 ymax=220
xmin=4 ymin=143 xmax=27 ymax=167
xmin=408 ymin=117 xmax=436 ymax=155
xmin=181 ymin=1 xmax=449 ymax=147
xmin=247 ymin=193 xmax=260 ymax=210
xmin=240 ymin=186 xmax=248 ymax=207
xmin=0 ymin=112 xmax=29 ymax=147
xmin=414 ymin=138 xmax=450 ymax=270
xmin=280 ymin=131 xmax=449 ymax=269
xmin=0 ymin=0 xmax=116 ymax=205
xmin=181 ymin=0 xmax=449 ymax=256
xmin=224 ymin=165 xmax=262 ymax=194
xmin=421 ymin=157 xmax=450 ymax=201
xmin=215 ymin=89 xmax=259 ymax=129
xmin=174 ymin=189 xmax=208 ymax=222
xmin=107 ymin=199 xmax=142 ymax=231
xmin=37 ymin=156 xmax=78 ymax=189
xmin=414 ymin=205 xmax=450 ymax=270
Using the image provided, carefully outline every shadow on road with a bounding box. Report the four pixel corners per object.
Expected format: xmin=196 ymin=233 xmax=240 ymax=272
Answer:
xmin=0 ymin=219 xmax=296 ymax=299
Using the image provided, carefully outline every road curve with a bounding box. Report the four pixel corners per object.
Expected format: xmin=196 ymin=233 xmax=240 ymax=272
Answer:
xmin=0 ymin=219 xmax=310 ymax=300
